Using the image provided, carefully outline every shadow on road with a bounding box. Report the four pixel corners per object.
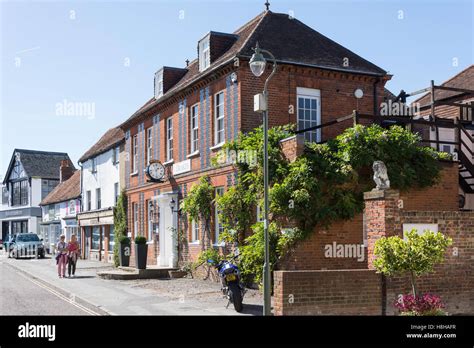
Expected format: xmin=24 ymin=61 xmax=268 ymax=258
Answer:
xmin=63 ymin=275 xmax=95 ymax=279
xmin=240 ymin=303 xmax=263 ymax=316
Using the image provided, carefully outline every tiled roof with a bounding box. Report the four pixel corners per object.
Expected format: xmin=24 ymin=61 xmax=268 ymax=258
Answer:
xmin=414 ymin=65 xmax=474 ymax=107
xmin=3 ymin=149 xmax=73 ymax=184
xmin=121 ymin=11 xmax=387 ymax=128
xmin=79 ymin=127 xmax=124 ymax=163
xmin=40 ymin=170 xmax=81 ymax=205
xmin=384 ymin=88 xmax=397 ymax=101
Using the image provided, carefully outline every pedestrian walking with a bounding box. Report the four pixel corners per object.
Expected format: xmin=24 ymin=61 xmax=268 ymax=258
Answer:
xmin=56 ymin=235 xmax=68 ymax=278
xmin=67 ymin=234 xmax=80 ymax=278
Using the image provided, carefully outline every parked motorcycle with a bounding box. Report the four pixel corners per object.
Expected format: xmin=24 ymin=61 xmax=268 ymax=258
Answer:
xmin=207 ymin=255 xmax=246 ymax=312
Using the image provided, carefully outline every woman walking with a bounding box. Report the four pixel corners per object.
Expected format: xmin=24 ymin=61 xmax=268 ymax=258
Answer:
xmin=67 ymin=234 xmax=80 ymax=278
xmin=56 ymin=235 xmax=68 ymax=278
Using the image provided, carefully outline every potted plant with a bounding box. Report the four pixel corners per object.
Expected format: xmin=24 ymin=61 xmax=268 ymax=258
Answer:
xmin=134 ymin=235 xmax=147 ymax=269
xmin=118 ymin=236 xmax=131 ymax=267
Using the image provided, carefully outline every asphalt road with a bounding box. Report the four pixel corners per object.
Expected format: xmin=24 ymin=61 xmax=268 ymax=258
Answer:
xmin=0 ymin=260 xmax=91 ymax=315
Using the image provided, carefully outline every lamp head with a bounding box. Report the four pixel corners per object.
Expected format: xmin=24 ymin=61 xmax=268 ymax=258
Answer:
xmin=250 ymin=42 xmax=266 ymax=77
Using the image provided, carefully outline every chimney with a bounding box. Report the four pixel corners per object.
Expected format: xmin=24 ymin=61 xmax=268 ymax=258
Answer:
xmin=60 ymin=160 xmax=74 ymax=183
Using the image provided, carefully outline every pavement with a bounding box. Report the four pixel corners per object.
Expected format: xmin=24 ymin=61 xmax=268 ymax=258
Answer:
xmin=0 ymin=253 xmax=264 ymax=316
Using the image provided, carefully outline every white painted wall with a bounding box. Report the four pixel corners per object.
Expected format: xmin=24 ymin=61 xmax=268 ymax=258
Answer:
xmin=30 ymin=178 xmax=42 ymax=207
xmin=81 ymin=147 xmax=120 ymax=211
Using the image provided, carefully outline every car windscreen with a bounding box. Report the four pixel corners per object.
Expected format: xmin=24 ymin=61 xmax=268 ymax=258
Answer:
xmin=16 ymin=234 xmax=40 ymax=242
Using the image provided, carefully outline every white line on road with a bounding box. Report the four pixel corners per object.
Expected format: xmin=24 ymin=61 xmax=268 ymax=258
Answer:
xmin=15 ymin=271 xmax=101 ymax=316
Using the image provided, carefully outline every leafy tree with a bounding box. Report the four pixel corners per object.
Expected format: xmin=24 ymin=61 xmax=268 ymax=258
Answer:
xmin=113 ymin=190 xmax=128 ymax=267
xmin=374 ymin=229 xmax=452 ymax=297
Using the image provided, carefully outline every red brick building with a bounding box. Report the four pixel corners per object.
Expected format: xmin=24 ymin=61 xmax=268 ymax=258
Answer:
xmin=119 ymin=10 xmax=391 ymax=267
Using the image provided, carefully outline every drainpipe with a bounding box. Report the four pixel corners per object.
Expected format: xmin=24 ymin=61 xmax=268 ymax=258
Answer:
xmin=77 ymin=160 xmax=84 ymax=257
xmin=373 ymin=77 xmax=380 ymax=118
xmin=77 ymin=160 xmax=83 ymax=212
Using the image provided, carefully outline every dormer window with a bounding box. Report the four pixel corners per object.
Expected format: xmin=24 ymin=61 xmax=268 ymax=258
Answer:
xmin=199 ymin=36 xmax=210 ymax=72
xmin=154 ymin=69 xmax=164 ymax=99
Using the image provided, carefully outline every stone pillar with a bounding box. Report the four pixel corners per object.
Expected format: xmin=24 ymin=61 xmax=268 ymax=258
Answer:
xmin=363 ymin=189 xmax=401 ymax=269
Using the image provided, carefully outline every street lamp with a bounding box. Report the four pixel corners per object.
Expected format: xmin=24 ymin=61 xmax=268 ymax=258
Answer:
xmin=169 ymin=198 xmax=180 ymax=214
xmin=250 ymin=42 xmax=277 ymax=316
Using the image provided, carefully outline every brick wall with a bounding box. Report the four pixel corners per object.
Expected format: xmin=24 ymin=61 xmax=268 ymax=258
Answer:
xmin=239 ymin=62 xmax=387 ymax=137
xmin=277 ymin=140 xmax=457 ymax=271
xmin=279 ymin=134 xmax=305 ymax=163
xmin=273 ymin=269 xmax=382 ymax=315
xmin=385 ymin=210 xmax=474 ymax=315
xmin=278 ymin=214 xmax=366 ymax=270
xmin=274 ymin=192 xmax=474 ymax=315
xmin=399 ymin=161 xmax=458 ymax=211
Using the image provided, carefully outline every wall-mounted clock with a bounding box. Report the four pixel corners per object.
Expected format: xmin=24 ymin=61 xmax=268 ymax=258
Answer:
xmin=146 ymin=161 xmax=165 ymax=182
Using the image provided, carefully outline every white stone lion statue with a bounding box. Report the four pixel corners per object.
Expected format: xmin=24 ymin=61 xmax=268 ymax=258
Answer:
xmin=372 ymin=160 xmax=390 ymax=190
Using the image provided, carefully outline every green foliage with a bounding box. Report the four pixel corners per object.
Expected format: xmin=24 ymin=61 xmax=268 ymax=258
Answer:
xmin=181 ymin=175 xmax=214 ymax=248
xmin=113 ymin=190 xmax=128 ymax=267
xmin=118 ymin=236 xmax=130 ymax=245
xmin=196 ymin=248 xmax=223 ymax=266
xmin=216 ymin=124 xmax=447 ymax=287
xmin=181 ymin=176 xmax=214 ymax=222
xmin=216 ymin=185 xmax=253 ymax=244
xmin=134 ymin=236 xmax=147 ymax=244
xmin=332 ymin=124 xmax=442 ymax=190
xmin=239 ymin=222 xmax=279 ymax=285
xmin=374 ymin=229 xmax=452 ymax=296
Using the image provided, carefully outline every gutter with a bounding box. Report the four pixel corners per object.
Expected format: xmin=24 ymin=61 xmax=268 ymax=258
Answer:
xmin=373 ymin=77 xmax=381 ymax=115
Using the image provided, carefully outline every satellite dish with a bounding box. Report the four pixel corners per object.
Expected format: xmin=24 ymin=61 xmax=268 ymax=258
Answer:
xmin=354 ymin=88 xmax=364 ymax=99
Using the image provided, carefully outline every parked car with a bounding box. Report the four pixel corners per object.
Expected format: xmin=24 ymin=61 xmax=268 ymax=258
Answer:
xmin=0 ymin=238 xmax=2 ymax=250
xmin=8 ymin=233 xmax=45 ymax=259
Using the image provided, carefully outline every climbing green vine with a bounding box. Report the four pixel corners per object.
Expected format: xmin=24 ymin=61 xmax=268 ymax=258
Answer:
xmin=113 ymin=190 xmax=128 ymax=267
xmin=183 ymin=124 xmax=450 ymax=286
xmin=180 ymin=175 xmax=214 ymax=249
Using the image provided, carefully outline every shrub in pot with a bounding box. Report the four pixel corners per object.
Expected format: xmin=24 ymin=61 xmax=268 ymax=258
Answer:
xmin=134 ymin=235 xmax=147 ymax=269
xmin=118 ymin=236 xmax=131 ymax=267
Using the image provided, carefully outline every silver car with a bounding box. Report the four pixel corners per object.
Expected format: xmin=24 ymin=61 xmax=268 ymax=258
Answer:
xmin=8 ymin=233 xmax=45 ymax=259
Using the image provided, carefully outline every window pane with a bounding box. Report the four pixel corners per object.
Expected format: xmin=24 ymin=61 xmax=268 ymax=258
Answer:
xmin=109 ymin=225 xmax=115 ymax=251
xmin=304 ymin=98 xmax=310 ymax=109
xmin=92 ymin=227 xmax=100 ymax=250
xmin=311 ymin=99 xmax=317 ymax=109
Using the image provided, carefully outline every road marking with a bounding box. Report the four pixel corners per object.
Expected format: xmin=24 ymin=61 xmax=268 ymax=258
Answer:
xmin=15 ymin=271 xmax=100 ymax=316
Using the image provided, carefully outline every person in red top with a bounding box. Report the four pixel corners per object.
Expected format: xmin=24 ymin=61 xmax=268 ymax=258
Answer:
xmin=67 ymin=234 xmax=80 ymax=278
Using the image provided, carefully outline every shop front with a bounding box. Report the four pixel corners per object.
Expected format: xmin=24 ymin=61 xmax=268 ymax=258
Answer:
xmin=77 ymin=208 xmax=115 ymax=263
xmin=39 ymin=221 xmax=61 ymax=254
xmin=0 ymin=207 xmax=42 ymax=240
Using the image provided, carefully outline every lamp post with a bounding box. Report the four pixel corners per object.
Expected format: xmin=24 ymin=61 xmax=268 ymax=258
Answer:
xmin=249 ymin=42 xmax=277 ymax=316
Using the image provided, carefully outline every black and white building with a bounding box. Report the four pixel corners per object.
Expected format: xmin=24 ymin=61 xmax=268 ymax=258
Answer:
xmin=0 ymin=149 xmax=74 ymax=242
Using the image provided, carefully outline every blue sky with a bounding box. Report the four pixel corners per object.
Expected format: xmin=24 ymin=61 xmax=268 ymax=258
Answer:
xmin=0 ymin=0 xmax=472 ymax=177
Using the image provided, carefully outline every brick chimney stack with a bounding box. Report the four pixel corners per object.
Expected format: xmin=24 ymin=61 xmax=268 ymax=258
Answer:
xmin=60 ymin=160 xmax=74 ymax=183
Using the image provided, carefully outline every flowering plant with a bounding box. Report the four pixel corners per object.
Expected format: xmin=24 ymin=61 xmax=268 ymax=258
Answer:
xmin=395 ymin=293 xmax=446 ymax=316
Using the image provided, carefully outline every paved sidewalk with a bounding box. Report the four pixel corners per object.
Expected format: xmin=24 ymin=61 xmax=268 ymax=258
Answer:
xmin=1 ymin=255 xmax=262 ymax=315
